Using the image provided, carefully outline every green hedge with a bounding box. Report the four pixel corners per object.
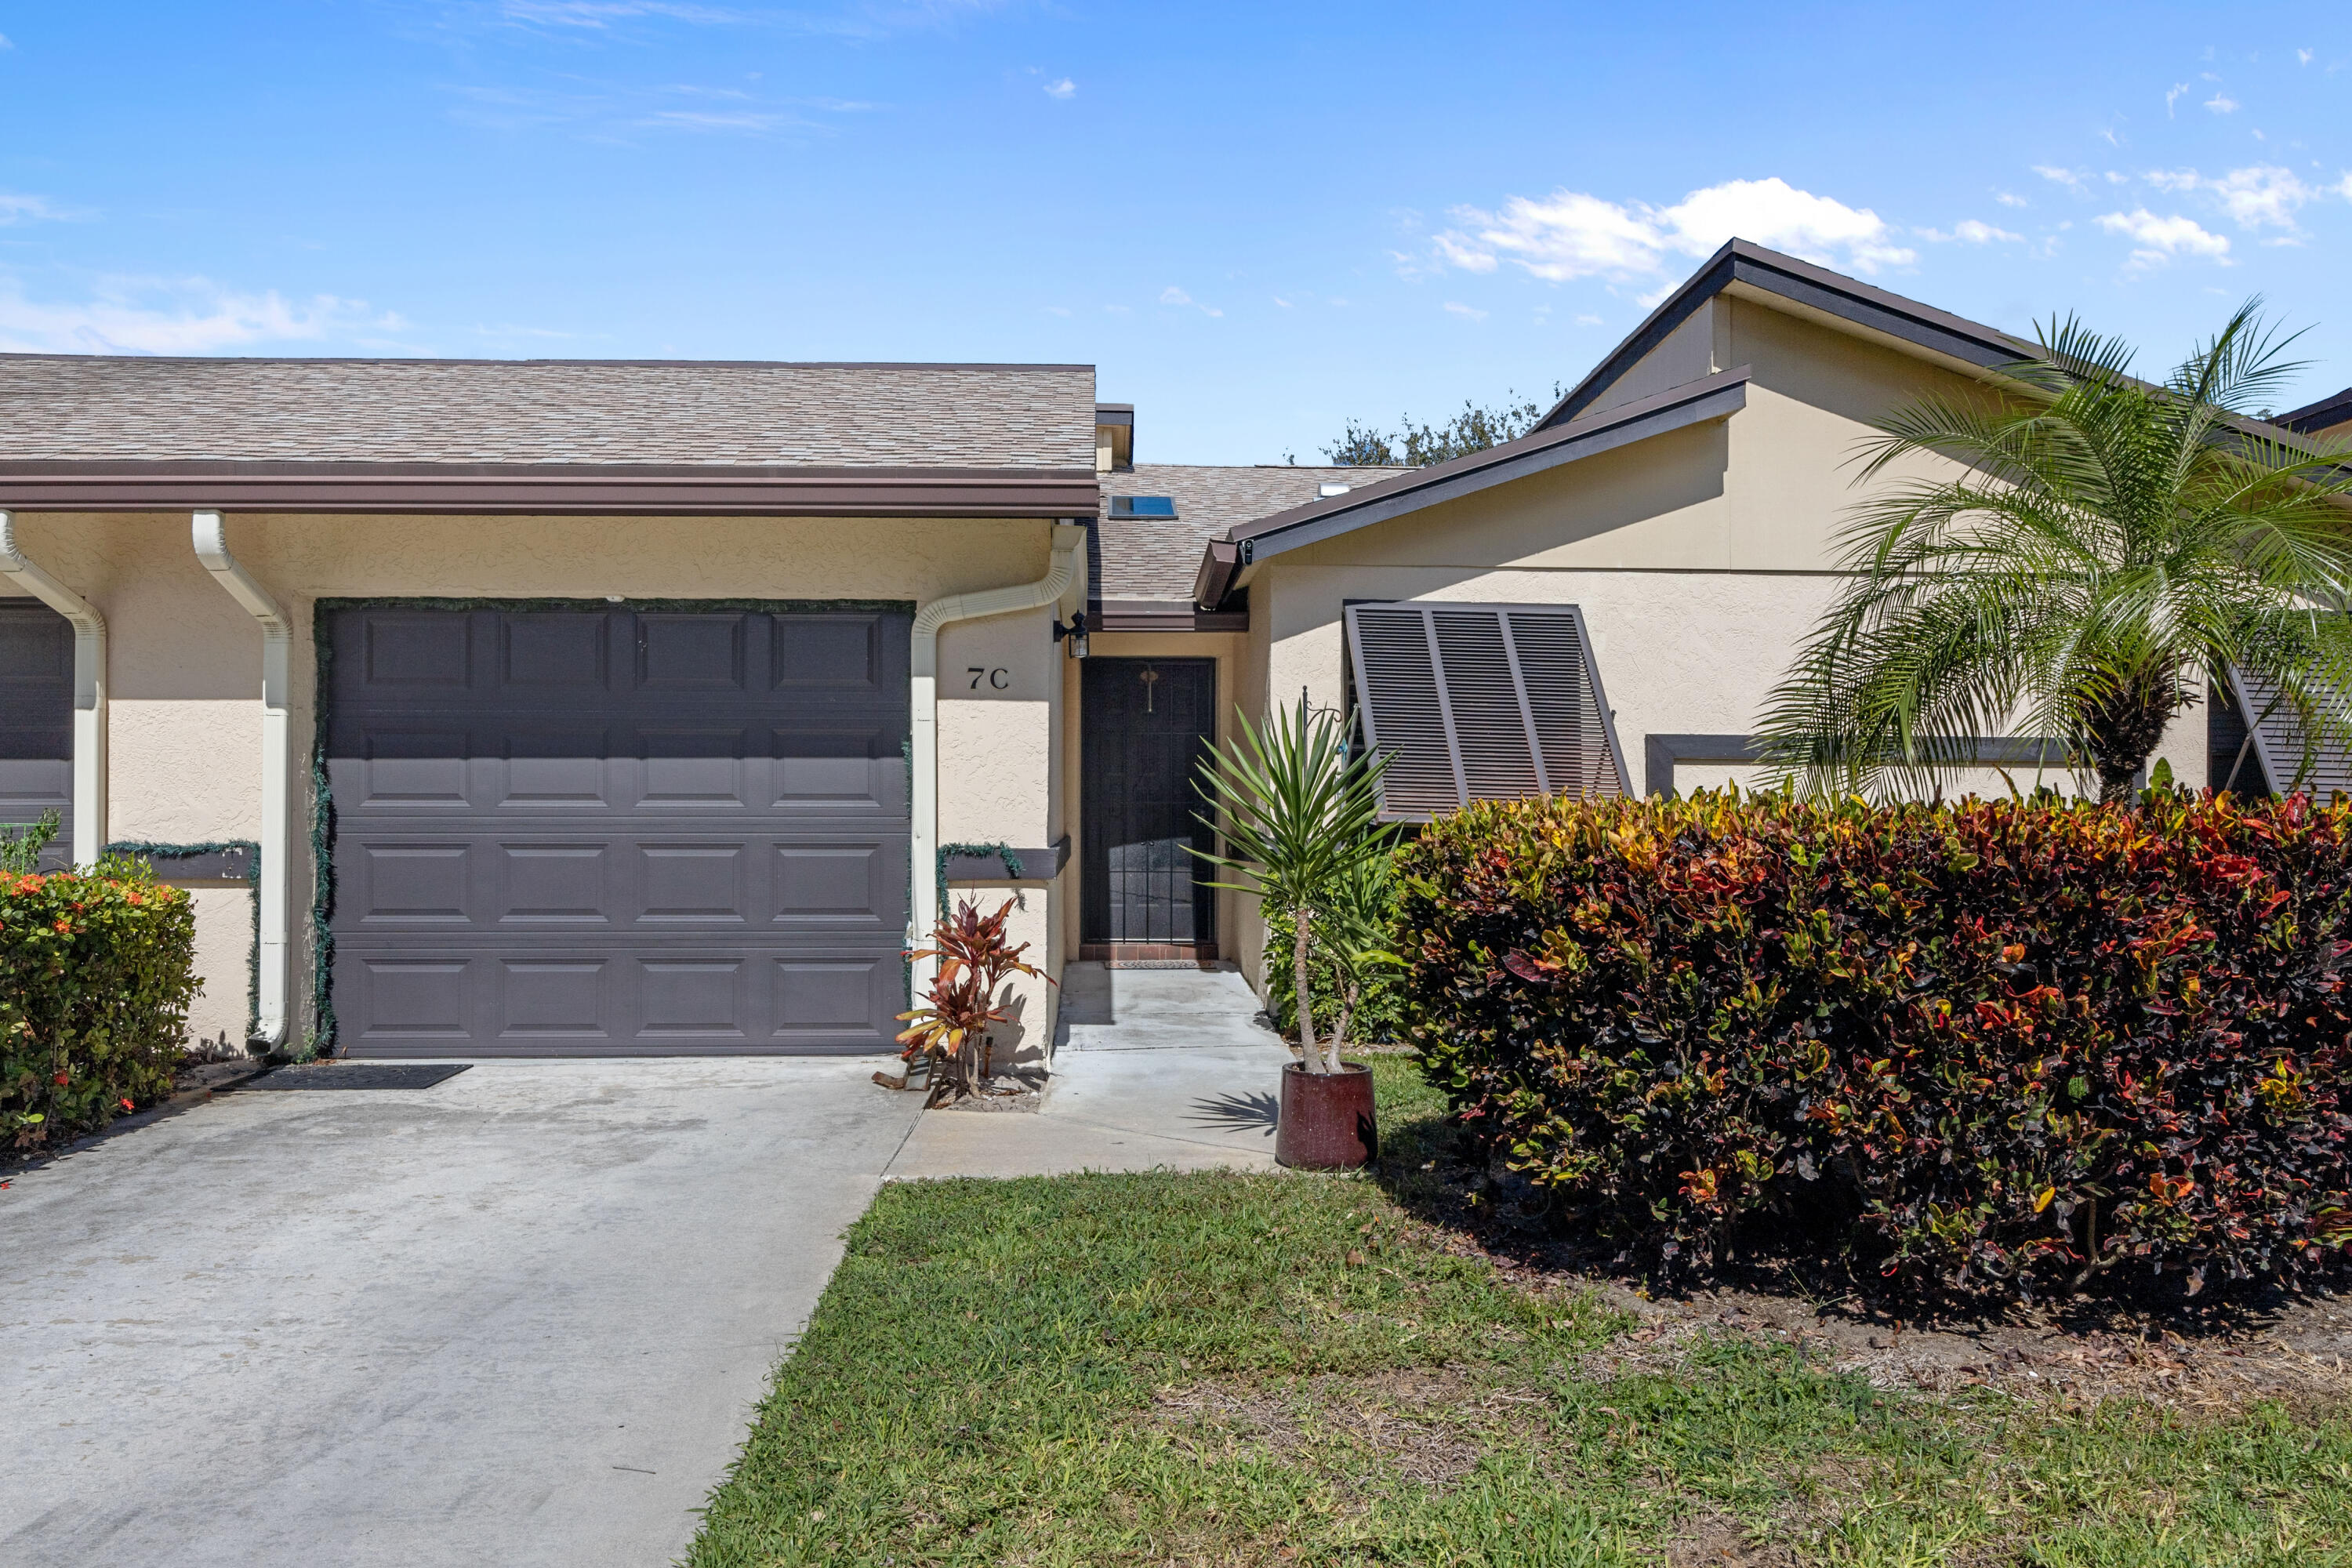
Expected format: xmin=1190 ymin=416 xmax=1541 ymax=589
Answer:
xmin=2 ymin=862 xmax=201 ymax=1151
xmin=1395 ymin=789 xmax=2352 ymax=1301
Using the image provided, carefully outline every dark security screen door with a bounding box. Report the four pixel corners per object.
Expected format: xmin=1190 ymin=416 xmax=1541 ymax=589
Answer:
xmin=0 ymin=604 xmax=73 ymax=869
xmin=1081 ymin=657 xmax=1215 ymax=946
xmin=327 ymin=606 xmax=911 ymax=1055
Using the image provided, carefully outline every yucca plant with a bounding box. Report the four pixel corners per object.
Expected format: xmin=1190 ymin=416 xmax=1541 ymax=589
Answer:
xmin=897 ymin=896 xmax=1051 ymax=1104
xmin=1192 ymin=695 xmax=1388 ymax=1075
xmin=1758 ymin=303 xmax=2352 ymax=802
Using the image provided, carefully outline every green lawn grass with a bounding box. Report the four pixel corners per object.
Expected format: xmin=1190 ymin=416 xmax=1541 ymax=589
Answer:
xmin=688 ymin=1060 xmax=2352 ymax=1566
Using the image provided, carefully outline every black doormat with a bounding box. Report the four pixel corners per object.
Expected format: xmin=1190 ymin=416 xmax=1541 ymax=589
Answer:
xmin=249 ymin=1062 xmax=473 ymax=1091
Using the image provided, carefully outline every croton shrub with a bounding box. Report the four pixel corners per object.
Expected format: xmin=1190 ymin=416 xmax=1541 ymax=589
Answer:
xmin=1396 ymin=789 xmax=2352 ymax=1299
xmin=2 ymin=862 xmax=201 ymax=1150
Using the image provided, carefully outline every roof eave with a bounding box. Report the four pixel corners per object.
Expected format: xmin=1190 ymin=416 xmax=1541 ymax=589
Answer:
xmin=0 ymin=461 xmax=1103 ymax=517
xmin=1193 ymin=367 xmax=1750 ymax=597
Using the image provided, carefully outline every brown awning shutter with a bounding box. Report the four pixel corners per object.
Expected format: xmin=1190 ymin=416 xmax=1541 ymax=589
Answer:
xmin=1345 ymin=602 xmax=1630 ymax=822
xmin=2228 ymin=666 xmax=2352 ymax=798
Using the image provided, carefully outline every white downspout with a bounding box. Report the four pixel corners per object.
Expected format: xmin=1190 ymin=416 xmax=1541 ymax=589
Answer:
xmin=909 ymin=521 xmax=1086 ymax=993
xmin=0 ymin=512 xmax=107 ymax=869
xmin=192 ymin=511 xmax=292 ymax=1053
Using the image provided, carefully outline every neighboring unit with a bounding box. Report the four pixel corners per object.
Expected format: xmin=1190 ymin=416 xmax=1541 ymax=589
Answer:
xmin=2 ymin=241 xmax=2343 ymax=1049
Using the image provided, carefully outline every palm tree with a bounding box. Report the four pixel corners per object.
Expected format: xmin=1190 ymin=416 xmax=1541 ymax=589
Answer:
xmin=1192 ymin=695 xmax=1388 ymax=1075
xmin=1757 ymin=303 xmax=2352 ymax=802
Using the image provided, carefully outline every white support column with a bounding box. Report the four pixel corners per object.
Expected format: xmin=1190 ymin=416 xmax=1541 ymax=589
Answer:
xmin=192 ymin=511 xmax=293 ymax=1052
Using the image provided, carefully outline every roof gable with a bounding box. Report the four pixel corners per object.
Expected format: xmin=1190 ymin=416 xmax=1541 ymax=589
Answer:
xmin=1539 ymin=239 xmax=2031 ymax=430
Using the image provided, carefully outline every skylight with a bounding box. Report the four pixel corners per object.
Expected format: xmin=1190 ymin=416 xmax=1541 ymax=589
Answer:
xmin=1110 ymin=495 xmax=1177 ymax=518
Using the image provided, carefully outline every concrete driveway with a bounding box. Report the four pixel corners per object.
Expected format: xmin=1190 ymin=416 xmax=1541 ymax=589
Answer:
xmin=1 ymin=1058 xmax=922 ymax=1568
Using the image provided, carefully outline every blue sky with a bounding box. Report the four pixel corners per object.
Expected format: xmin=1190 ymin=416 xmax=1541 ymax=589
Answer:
xmin=0 ymin=2 xmax=2344 ymax=463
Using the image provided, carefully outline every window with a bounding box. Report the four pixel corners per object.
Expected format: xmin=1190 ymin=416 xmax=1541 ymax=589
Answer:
xmin=1344 ymin=601 xmax=1628 ymax=821
xmin=1109 ymin=495 xmax=1177 ymax=518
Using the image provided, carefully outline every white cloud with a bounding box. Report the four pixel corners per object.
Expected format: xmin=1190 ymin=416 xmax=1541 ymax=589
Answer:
xmin=1272 ymin=296 xmax=1293 ymax=308
xmin=1920 ymin=219 xmax=2023 ymax=244
xmin=499 ymin=0 xmax=746 ymax=25
xmin=2096 ymin=209 xmax=2231 ymax=267
xmin=1574 ymin=313 xmax=1603 ymax=326
xmin=0 ymin=193 xmax=75 ymax=225
xmin=1432 ymin=176 xmax=1914 ymax=285
xmin=0 ymin=277 xmax=400 ymax=355
xmin=1156 ymin=285 xmax=1219 ymax=318
xmin=0 ymin=32 xmax=13 ymax=48
xmin=2299 ymin=48 xmax=2314 ymax=64
xmin=2144 ymin=164 xmax=2323 ymax=228
xmin=1041 ymin=77 xmax=1074 ymax=100
xmin=642 ymin=109 xmax=799 ymax=132
xmin=2033 ymin=165 xmax=2086 ymax=191
xmin=1443 ymin=301 xmax=1487 ymax=321
xmin=2205 ymin=93 xmax=2240 ymax=114
xmin=2166 ymin=82 xmax=2190 ymax=115
xmin=1994 ymin=191 xmax=2027 ymax=208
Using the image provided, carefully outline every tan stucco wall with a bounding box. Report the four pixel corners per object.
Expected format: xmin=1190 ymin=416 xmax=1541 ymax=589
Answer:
xmin=183 ymin=884 xmax=253 ymax=1054
xmin=1223 ymin=295 xmax=2212 ymax=990
xmin=2 ymin=509 xmax=1065 ymax=1054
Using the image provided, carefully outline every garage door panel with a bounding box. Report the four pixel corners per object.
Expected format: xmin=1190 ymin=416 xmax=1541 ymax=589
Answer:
xmin=771 ymin=956 xmax=898 ymax=1040
xmin=497 ymin=844 xmax=610 ymax=924
xmin=636 ymin=844 xmax=749 ymax=923
xmin=356 ymin=958 xmax=474 ymax=1037
xmin=498 ymin=959 xmax=609 ymax=1038
xmin=331 ymin=606 xmax=912 ymax=1055
xmin=637 ymin=613 xmax=747 ymax=691
xmin=638 ymin=958 xmax=748 ymax=1036
xmin=365 ymin=614 xmax=476 ymax=690
xmin=640 ymin=746 xmax=750 ymax=806
xmin=343 ymin=739 xmax=474 ymax=808
xmin=773 ymin=841 xmax=899 ymax=927
xmin=500 ymin=613 xmax=610 ymax=689
xmin=355 ymin=844 xmax=475 ymax=924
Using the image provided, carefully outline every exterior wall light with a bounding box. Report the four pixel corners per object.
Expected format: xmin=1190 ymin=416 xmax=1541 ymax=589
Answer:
xmin=1053 ymin=612 xmax=1089 ymax=659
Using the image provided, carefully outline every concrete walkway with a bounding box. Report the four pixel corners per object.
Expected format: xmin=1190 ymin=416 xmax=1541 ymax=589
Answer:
xmin=885 ymin=963 xmax=1294 ymax=1179
xmin=1 ymin=1058 xmax=923 ymax=1568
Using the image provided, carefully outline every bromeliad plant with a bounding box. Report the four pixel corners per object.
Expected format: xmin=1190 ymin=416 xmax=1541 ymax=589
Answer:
xmin=1192 ymin=695 xmax=1388 ymax=1075
xmin=897 ymin=896 xmax=1052 ymax=1104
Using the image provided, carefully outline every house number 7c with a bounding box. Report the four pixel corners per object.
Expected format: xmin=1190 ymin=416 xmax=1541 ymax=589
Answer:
xmin=967 ymin=666 xmax=1010 ymax=690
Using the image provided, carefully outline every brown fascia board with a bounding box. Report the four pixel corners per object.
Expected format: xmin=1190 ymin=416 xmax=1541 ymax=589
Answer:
xmin=2281 ymin=387 xmax=2352 ymax=436
xmin=1540 ymin=240 xmax=2032 ymax=431
xmin=0 ymin=461 xmax=1103 ymax=517
xmin=1096 ymin=598 xmax=1248 ymax=633
xmin=1191 ymin=368 xmax=1751 ymax=608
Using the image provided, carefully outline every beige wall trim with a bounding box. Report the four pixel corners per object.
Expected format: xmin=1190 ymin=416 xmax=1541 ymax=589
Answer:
xmin=0 ymin=510 xmax=107 ymax=866
xmin=1642 ymin=732 xmax=2086 ymax=797
xmin=191 ymin=511 xmax=293 ymax=1052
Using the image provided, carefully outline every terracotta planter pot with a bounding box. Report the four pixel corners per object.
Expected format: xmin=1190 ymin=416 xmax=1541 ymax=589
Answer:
xmin=1276 ymin=1059 xmax=1377 ymax=1170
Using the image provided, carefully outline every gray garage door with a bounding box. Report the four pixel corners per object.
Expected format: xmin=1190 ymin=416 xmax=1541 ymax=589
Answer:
xmin=327 ymin=606 xmax=910 ymax=1056
xmin=0 ymin=603 xmax=72 ymax=869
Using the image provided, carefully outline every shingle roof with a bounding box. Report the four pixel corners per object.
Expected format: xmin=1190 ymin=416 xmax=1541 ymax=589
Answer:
xmin=1094 ymin=463 xmax=1410 ymax=603
xmin=0 ymin=355 xmax=1098 ymax=470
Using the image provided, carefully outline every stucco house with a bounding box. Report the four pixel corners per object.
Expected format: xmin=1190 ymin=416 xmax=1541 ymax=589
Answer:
xmin=0 ymin=239 xmax=2339 ymax=1058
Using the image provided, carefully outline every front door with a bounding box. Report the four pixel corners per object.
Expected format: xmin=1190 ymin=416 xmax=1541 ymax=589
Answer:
xmin=1081 ymin=657 xmax=1216 ymax=954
